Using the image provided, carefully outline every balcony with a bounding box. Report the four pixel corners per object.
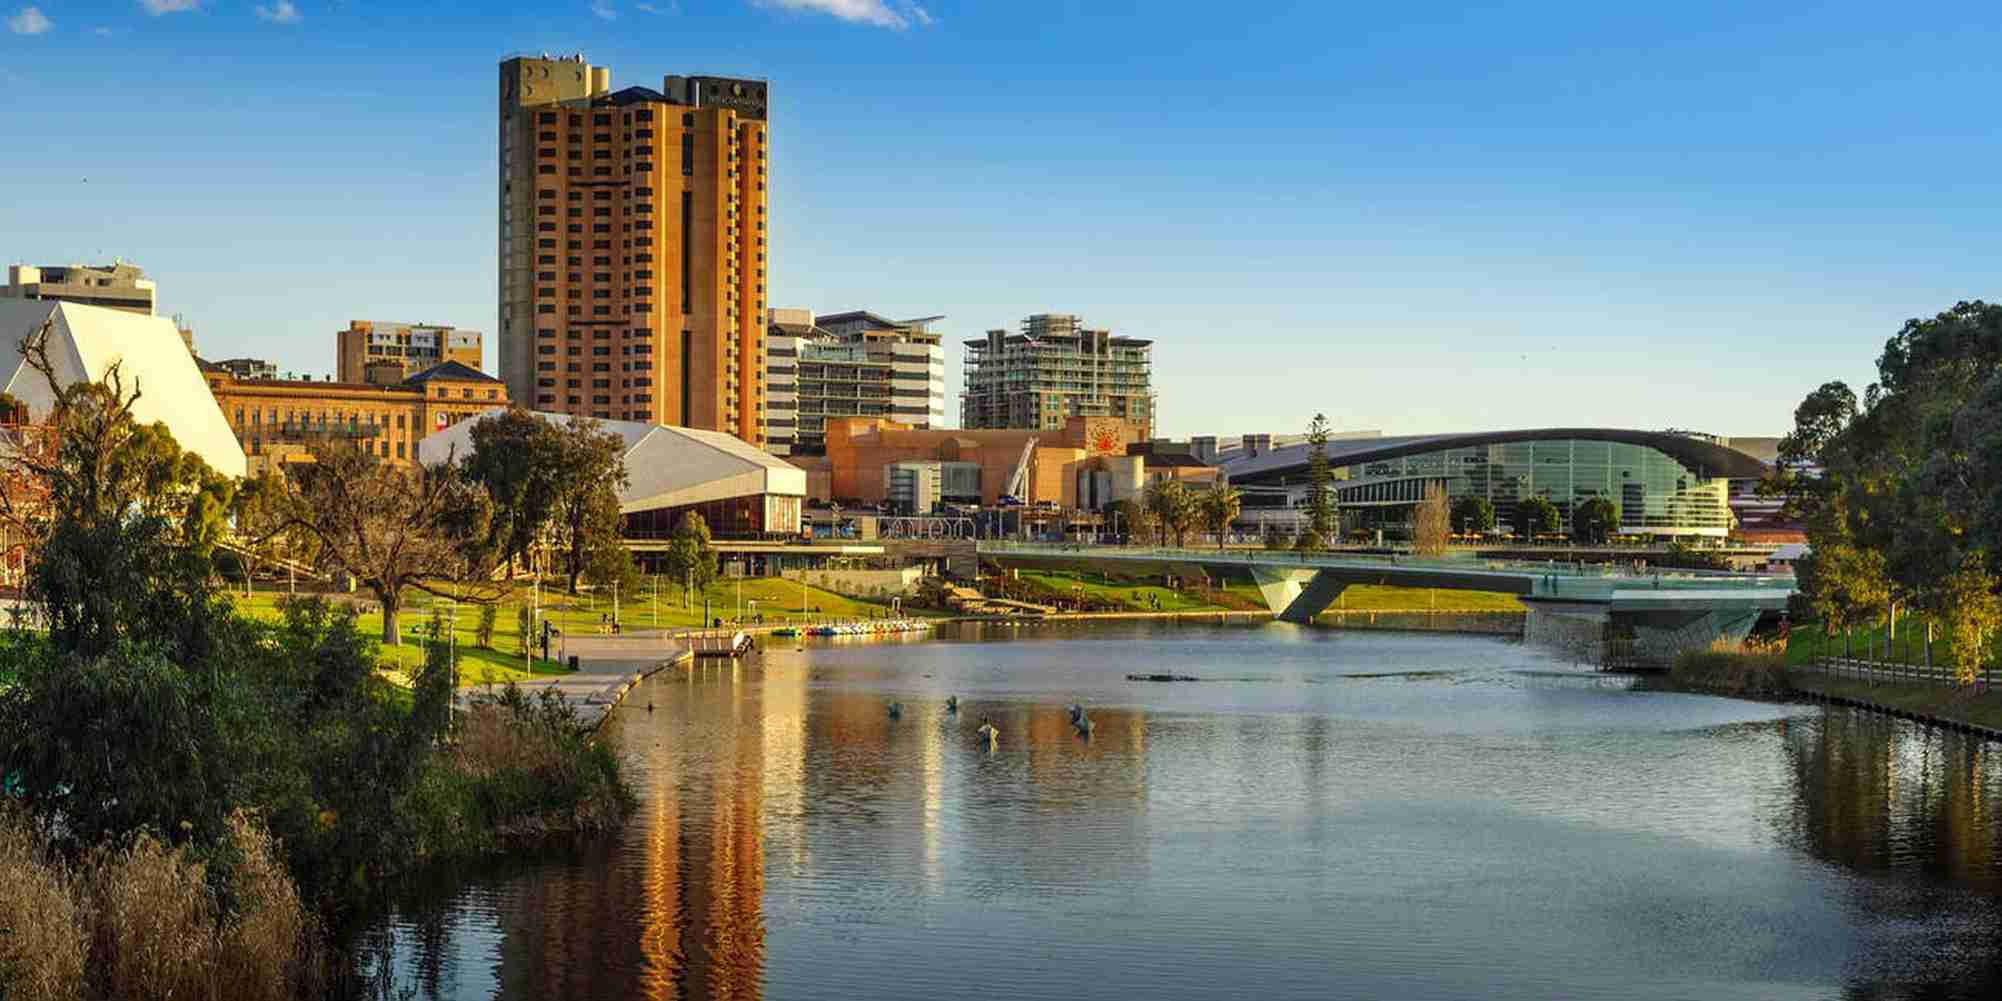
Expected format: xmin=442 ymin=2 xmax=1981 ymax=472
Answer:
xmin=275 ymin=421 xmax=384 ymax=440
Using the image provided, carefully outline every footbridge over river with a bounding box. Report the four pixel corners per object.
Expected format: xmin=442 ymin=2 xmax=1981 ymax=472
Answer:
xmin=977 ymin=543 xmax=1797 ymax=665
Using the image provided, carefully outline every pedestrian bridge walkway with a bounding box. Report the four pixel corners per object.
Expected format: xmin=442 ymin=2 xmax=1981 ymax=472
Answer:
xmin=977 ymin=542 xmax=1797 ymax=664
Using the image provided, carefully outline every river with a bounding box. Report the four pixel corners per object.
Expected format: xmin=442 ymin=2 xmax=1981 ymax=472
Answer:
xmin=361 ymin=621 xmax=2002 ymax=1000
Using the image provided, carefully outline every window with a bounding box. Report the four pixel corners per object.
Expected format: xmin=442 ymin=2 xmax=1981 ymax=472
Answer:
xmin=681 ymin=134 xmax=694 ymax=176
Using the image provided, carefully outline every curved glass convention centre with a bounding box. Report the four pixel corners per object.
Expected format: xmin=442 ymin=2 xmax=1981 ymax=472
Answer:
xmin=1220 ymin=430 xmax=1769 ymax=538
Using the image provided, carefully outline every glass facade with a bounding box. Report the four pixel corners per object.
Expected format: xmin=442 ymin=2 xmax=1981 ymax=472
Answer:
xmin=1323 ymin=438 xmax=1732 ymax=536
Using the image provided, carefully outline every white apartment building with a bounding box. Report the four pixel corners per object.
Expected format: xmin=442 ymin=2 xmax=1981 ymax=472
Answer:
xmin=765 ymin=308 xmax=947 ymax=457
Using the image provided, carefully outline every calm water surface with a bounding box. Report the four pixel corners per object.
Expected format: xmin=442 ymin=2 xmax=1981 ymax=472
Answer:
xmin=365 ymin=622 xmax=2002 ymax=1000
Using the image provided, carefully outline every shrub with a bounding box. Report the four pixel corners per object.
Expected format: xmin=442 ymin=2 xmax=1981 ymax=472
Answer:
xmin=448 ymin=684 xmax=632 ymax=841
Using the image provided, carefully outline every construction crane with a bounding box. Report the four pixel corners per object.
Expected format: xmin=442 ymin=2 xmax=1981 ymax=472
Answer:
xmin=1001 ymin=436 xmax=1037 ymax=504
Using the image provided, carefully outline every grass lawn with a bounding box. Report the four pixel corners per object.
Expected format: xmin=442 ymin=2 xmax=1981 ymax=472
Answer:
xmin=1021 ymin=571 xmax=1231 ymax=612
xmin=1783 ymin=621 xmax=1985 ymax=670
xmin=223 ymin=575 xmax=905 ymax=685
xmin=1024 ymin=570 xmax=1523 ymax=614
xmin=1314 ymin=585 xmax=1524 ymax=613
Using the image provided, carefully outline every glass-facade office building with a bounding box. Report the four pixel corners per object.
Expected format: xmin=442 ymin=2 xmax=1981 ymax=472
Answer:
xmin=1222 ymin=431 xmax=1769 ymax=538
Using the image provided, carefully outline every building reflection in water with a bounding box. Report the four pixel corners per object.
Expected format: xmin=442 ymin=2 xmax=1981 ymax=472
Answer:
xmin=475 ymin=656 xmax=801 ymax=1001
xmin=362 ymin=633 xmax=2002 ymax=1001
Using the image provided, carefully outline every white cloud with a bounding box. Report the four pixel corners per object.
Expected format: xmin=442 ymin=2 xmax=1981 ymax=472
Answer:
xmin=757 ymin=0 xmax=910 ymax=29
xmin=591 ymin=0 xmax=615 ymax=19
xmin=8 ymin=5 xmax=50 ymax=34
xmin=634 ymin=1 xmax=673 ymax=12
xmin=139 ymin=0 xmax=200 ymax=14
xmin=907 ymin=3 xmax=931 ymax=26
xmin=255 ymin=1 xmax=300 ymax=23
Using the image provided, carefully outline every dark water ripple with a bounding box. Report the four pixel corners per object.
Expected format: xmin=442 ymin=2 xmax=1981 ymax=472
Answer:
xmin=362 ymin=622 xmax=2002 ymax=1000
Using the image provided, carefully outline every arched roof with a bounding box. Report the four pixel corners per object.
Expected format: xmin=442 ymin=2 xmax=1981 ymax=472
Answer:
xmin=1220 ymin=428 xmax=1769 ymax=482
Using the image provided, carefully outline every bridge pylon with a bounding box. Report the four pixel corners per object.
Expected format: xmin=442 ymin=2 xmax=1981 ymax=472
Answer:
xmin=1249 ymin=567 xmax=1349 ymax=624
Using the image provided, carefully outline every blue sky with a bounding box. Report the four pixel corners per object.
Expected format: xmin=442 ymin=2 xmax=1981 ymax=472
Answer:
xmin=5 ymin=1 xmax=1999 ymax=438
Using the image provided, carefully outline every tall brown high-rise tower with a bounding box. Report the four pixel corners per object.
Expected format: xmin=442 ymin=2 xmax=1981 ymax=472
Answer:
xmin=498 ymin=54 xmax=768 ymax=444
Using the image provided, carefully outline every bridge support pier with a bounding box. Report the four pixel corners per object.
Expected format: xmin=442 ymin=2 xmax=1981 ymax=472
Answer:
xmin=1524 ymin=599 xmax=1765 ymax=666
xmin=1249 ymin=567 xmax=1349 ymax=624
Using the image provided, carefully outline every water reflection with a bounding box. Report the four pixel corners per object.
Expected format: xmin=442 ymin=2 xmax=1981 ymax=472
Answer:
xmin=362 ymin=624 xmax=2002 ymax=1000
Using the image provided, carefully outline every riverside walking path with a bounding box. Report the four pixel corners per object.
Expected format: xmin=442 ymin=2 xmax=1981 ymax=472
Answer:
xmin=455 ymin=632 xmax=700 ymax=729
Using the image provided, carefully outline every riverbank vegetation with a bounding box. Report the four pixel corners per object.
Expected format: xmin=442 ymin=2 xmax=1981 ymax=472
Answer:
xmin=1669 ymin=638 xmax=2002 ymax=733
xmin=1776 ymin=300 xmax=2002 ymax=686
xmin=1668 ymin=640 xmax=1792 ymax=696
xmin=0 ymin=330 xmax=633 ymax=998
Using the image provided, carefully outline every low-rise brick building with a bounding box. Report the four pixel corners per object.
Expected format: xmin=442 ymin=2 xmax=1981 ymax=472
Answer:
xmin=200 ymin=360 xmax=508 ymax=473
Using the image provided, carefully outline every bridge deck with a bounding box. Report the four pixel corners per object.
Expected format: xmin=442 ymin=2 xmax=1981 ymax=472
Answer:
xmin=977 ymin=543 xmax=1795 ymax=609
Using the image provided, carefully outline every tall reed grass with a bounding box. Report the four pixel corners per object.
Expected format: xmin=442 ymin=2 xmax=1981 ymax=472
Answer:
xmin=0 ymin=809 xmax=324 ymax=1001
xmin=1668 ymin=637 xmax=1792 ymax=696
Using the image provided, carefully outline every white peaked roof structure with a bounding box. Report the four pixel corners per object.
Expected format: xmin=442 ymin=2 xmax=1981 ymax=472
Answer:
xmin=417 ymin=409 xmax=805 ymax=512
xmin=0 ymin=299 xmax=246 ymax=479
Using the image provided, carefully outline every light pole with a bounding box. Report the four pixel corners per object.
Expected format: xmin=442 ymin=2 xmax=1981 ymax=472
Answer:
xmin=438 ymin=598 xmax=459 ymax=728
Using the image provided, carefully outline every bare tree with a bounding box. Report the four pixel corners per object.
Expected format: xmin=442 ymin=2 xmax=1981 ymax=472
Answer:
xmin=1411 ymin=482 xmax=1450 ymax=556
xmin=274 ymin=441 xmax=499 ymax=644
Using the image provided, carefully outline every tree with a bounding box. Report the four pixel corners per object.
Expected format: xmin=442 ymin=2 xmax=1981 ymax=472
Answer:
xmin=463 ymin=408 xmax=568 ymax=573
xmin=274 ymin=441 xmax=499 ymax=645
xmin=0 ymin=321 xmax=235 ymax=662
xmin=1515 ymin=496 xmax=1559 ymax=539
xmin=477 ymin=602 xmax=498 ymax=649
xmin=547 ymin=418 xmax=629 ymax=594
xmin=1778 ymin=302 xmax=2002 ymax=675
xmin=1145 ymin=478 xmax=1196 ymax=548
xmin=662 ymin=511 xmax=717 ymax=601
xmin=1410 ymin=482 xmax=1450 ymax=556
xmin=1304 ymin=413 xmax=1335 ymax=548
xmin=1105 ymin=498 xmax=1146 ymax=544
xmin=1571 ymin=497 xmax=1619 ymax=545
xmin=1450 ymin=496 xmax=1495 ymax=536
xmin=1196 ymin=481 xmax=1242 ymax=549
xmin=1935 ymin=557 xmax=2001 ymax=686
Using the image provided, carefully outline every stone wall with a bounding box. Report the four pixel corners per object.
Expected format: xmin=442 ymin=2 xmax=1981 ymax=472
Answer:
xmin=780 ymin=567 xmax=924 ymax=599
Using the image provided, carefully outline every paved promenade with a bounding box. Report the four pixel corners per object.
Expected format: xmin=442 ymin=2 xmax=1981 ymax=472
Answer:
xmin=458 ymin=632 xmax=695 ymax=728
